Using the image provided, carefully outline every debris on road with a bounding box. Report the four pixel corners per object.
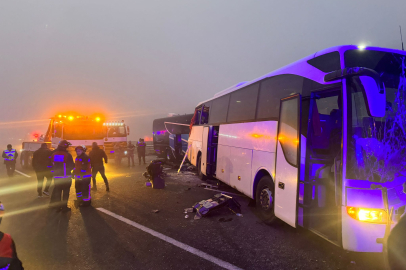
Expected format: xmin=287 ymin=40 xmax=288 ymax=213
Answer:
xmin=200 ymin=183 xmax=218 ymax=189
xmin=218 ymin=217 xmax=233 ymax=222
xmin=152 ymin=210 xmax=160 ymax=213
xmin=185 ymin=215 xmax=189 ymax=219
xmin=192 ymin=193 xmax=241 ymax=220
xmin=146 ymin=182 xmax=152 ymax=187
xmin=236 ymin=213 xmax=243 ymax=217
xmin=184 ymin=208 xmax=194 ymax=213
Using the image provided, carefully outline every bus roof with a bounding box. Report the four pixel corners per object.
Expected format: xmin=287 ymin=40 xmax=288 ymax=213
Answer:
xmin=196 ymin=45 xmax=406 ymax=107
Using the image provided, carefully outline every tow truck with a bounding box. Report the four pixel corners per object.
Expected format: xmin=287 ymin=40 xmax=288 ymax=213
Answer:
xmin=20 ymin=114 xmax=106 ymax=169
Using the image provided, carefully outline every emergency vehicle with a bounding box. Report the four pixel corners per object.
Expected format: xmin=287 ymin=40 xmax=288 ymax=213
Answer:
xmin=20 ymin=114 xmax=105 ymax=169
xmin=103 ymin=120 xmax=130 ymax=159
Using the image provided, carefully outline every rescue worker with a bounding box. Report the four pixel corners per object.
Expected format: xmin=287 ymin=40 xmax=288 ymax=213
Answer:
xmin=114 ymin=143 xmax=122 ymax=166
xmin=2 ymin=145 xmax=18 ymax=177
xmin=0 ymin=202 xmax=24 ymax=269
xmin=73 ymin=146 xmax=92 ymax=207
xmin=32 ymin=143 xmax=53 ymax=198
xmin=49 ymin=140 xmax=75 ymax=212
xmin=136 ymin=138 xmax=146 ymax=165
xmin=89 ymin=142 xmax=109 ymax=192
xmin=127 ymin=141 xmax=135 ymax=167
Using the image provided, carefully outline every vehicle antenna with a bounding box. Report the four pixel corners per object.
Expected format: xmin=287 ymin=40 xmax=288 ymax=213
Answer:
xmin=400 ymin=25 xmax=404 ymax=51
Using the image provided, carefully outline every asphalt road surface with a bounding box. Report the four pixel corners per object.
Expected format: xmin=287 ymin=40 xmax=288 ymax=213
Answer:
xmin=0 ymin=156 xmax=385 ymax=270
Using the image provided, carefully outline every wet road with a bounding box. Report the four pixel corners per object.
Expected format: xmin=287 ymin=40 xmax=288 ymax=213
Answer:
xmin=0 ymin=157 xmax=385 ymax=269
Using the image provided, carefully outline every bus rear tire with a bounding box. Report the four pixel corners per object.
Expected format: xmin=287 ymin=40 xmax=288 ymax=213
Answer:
xmin=197 ymin=155 xmax=207 ymax=180
xmin=255 ymin=176 xmax=277 ymax=224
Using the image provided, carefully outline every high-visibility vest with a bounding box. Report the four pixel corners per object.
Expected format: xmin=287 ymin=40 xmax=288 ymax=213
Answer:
xmin=3 ymin=150 xmax=16 ymax=161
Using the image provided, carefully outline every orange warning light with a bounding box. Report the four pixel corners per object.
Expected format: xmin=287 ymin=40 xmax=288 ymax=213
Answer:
xmin=68 ymin=116 xmax=74 ymax=121
xmin=95 ymin=117 xmax=101 ymax=122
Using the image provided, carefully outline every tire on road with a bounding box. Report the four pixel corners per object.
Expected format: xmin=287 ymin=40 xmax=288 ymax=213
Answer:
xmin=196 ymin=154 xmax=207 ymax=180
xmin=255 ymin=175 xmax=277 ymax=224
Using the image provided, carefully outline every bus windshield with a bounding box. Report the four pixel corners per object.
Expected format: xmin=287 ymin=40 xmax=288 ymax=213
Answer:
xmin=345 ymin=50 xmax=406 ymax=182
xmin=63 ymin=124 xmax=104 ymax=140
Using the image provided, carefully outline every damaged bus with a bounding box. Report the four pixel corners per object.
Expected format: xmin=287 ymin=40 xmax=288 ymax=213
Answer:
xmin=188 ymin=45 xmax=406 ymax=252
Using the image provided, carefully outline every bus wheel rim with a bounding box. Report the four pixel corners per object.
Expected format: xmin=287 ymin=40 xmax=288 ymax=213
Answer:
xmin=259 ymin=188 xmax=273 ymax=210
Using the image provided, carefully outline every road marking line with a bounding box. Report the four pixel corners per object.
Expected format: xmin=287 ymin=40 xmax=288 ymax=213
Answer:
xmin=97 ymin=207 xmax=243 ymax=270
xmin=15 ymin=170 xmax=31 ymax=178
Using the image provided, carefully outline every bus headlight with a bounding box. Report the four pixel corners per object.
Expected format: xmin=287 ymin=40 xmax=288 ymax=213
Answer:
xmin=346 ymin=206 xmax=387 ymax=224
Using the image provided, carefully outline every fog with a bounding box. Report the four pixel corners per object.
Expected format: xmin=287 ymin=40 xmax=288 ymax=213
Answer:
xmin=0 ymin=0 xmax=405 ymax=148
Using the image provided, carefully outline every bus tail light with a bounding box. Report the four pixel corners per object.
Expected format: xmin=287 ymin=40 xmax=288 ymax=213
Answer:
xmin=346 ymin=206 xmax=387 ymax=224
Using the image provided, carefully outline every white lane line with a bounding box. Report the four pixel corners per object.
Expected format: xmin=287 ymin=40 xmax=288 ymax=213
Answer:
xmin=97 ymin=208 xmax=243 ymax=270
xmin=15 ymin=170 xmax=31 ymax=178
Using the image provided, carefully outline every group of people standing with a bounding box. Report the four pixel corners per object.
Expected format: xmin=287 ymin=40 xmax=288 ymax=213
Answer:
xmin=32 ymin=140 xmax=109 ymax=212
xmin=116 ymin=138 xmax=146 ymax=167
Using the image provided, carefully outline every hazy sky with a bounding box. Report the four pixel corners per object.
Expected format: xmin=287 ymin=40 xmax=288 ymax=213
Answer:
xmin=1 ymin=0 xmax=405 ymax=145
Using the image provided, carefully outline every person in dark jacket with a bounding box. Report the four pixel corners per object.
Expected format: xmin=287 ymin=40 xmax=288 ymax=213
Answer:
xmin=127 ymin=141 xmax=135 ymax=167
xmin=49 ymin=140 xmax=75 ymax=212
xmin=2 ymin=145 xmax=18 ymax=177
xmin=89 ymin=142 xmax=109 ymax=192
xmin=73 ymin=146 xmax=92 ymax=207
xmin=136 ymin=138 xmax=146 ymax=165
xmin=0 ymin=202 xmax=24 ymax=270
xmin=32 ymin=143 xmax=53 ymax=198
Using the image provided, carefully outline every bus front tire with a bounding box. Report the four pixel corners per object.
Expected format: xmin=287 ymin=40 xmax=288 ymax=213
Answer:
xmin=255 ymin=176 xmax=277 ymax=224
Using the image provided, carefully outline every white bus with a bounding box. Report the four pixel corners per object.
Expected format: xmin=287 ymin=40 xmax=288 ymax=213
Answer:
xmin=188 ymin=45 xmax=406 ymax=252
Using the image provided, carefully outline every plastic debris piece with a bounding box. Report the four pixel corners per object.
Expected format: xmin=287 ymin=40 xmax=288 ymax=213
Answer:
xmin=350 ymin=261 xmax=356 ymax=264
xmin=236 ymin=213 xmax=243 ymax=217
xmin=184 ymin=208 xmax=194 ymax=213
xmin=185 ymin=215 xmax=189 ymax=219
xmin=152 ymin=210 xmax=159 ymax=213
xmin=192 ymin=193 xmax=241 ymax=219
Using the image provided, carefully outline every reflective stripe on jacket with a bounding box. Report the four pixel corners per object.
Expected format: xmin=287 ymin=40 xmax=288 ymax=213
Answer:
xmin=3 ymin=150 xmax=16 ymax=162
xmin=74 ymin=153 xmax=92 ymax=179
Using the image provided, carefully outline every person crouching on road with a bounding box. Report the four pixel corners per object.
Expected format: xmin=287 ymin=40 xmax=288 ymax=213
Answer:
xmin=50 ymin=140 xmax=75 ymax=212
xmin=89 ymin=142 xmax=109 ymax=192
xmin=2 ymin=145 xmax=18 ymax=177
xmin=0 ymin=202 xmax=24 ymax=269
xmin=136 ymin=138 xmax=146 ymax=165
xmin=127 ymin=141 xmax=135 ymax=167
xmin=73 ymin=146 xmax=92 ymax=207
xmin=32 ymin=143 xmax=53 ymax=198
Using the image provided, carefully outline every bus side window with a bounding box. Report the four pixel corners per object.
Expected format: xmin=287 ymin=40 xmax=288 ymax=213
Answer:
xmin=227 ymin=83 xmax=259 ymax=123
xmin=256 ymin=75 xmax=304 ymax=120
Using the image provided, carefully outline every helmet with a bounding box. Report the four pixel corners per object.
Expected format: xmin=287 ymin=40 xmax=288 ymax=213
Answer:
xmin=75 ymin=145 xmax=87 ymax=152
xmin=58 ymin=140 xmax=71 ymax=148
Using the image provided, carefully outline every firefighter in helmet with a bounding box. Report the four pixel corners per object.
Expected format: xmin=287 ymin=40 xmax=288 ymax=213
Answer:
xmin=49 ymin=140 xmax=74 ymax=212
xmin=73 ymin=145 xmax=92 ymax=207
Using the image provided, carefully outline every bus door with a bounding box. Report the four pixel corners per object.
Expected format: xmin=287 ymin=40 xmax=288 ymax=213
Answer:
xmin=201 ymin=127 xmax=210 ymax=175
xmin=302 ymin=88 xmax=343 ymax=245
xmin=274 ymin=94 xmax=302 ymax=228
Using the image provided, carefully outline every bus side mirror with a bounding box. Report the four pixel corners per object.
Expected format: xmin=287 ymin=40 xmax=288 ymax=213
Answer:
xmin=358 ymin=76 xmax=386 ymax=118
xmin=324 ymin=67 xmax=386 ymax=118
